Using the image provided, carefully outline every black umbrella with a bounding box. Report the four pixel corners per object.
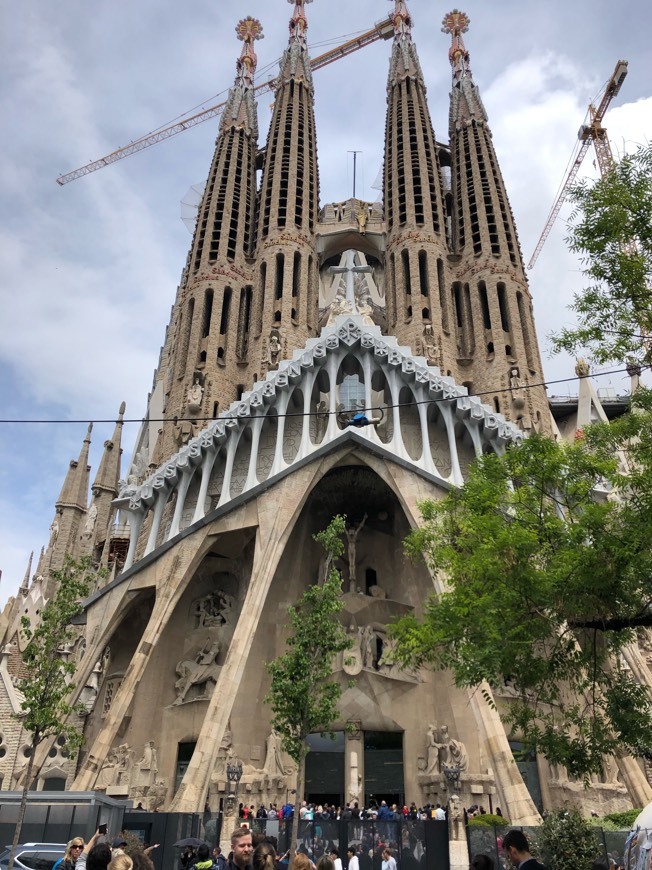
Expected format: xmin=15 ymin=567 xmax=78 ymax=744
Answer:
xmin=174 ymin=839 xmax=205 ymax=848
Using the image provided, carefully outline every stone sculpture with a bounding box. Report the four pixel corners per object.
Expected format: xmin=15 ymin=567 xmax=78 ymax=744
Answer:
xmin=174 ymin=638 xmax=221 ymax=704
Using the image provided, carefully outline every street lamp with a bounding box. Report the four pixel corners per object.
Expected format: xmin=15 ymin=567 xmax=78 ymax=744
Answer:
xmin=226 ymin=758 xmax=243 ymax=810
xmin=442 ymin=763 xmax=462 ymax=792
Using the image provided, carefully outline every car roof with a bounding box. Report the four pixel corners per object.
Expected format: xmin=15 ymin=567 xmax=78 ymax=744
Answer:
xmin=2 ymin=845 xmax=67 ymax=851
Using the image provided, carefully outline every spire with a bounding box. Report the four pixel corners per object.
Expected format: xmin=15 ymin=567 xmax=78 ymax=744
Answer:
xmin=90 ymin=403 xmax=125 ymax=499
xmin=288 ymin=0 xmax=312 ymax=49
xmin=20 ymin=552 xmax=33 ymax=596
xmin=278 ymin=0 xmax=314 ymax=84
xmin=442 ymin=9 xmax=472 ymax=85
xmin=83 ymin=403 xmax=126 ymax=556
xmin=220 ymin=17 xmax=264 ymax=134
xmin=56 ymin=423 xmax=93 ymax=512
xmin=387 ymin=0 xmax=423 ymax=86
xmin=235 ymin=17 xmax=262 ymax=89
xmin=390 ymin=0 xmax=413 ymax=41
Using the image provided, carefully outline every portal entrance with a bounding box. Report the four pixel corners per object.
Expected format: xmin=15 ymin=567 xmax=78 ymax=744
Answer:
xmin=364 ymin=731 xmax=404 ymax=807
xmin=304 ymin=731 xmax=345 ymax=806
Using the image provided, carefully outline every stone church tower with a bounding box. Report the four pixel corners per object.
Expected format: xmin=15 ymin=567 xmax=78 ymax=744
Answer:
xmin=1 ymin=0 xmax=650 ymax=822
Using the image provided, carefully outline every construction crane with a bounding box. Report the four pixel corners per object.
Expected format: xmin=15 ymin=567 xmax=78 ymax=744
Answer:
xmin=56 ymin=17 xmax=394 ymax=186
xmin=527 ymin=59 xmax=628 ymax=270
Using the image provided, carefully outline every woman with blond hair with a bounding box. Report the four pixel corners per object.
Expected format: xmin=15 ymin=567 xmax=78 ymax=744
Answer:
xmin=108 ymin=856 xmax=133 ymax=870
xmin=56 ymin=838 xmax=85 ymax=870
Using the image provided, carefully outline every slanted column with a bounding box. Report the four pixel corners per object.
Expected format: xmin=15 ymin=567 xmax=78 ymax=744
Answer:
xmin=217 ymin=434 xmax=240 ymax=508
xmin=123 ymin=508 xmax=146 ymax=570
xmin=324 ymin=354 xmax=341 ymax=442
xmin=385 ymin=368 xmax=408 ymax=460
xmin=270 ymin=392 xmax=290 ymax=477
xmin=298 ymin=370 xmax=317 ymax=459
xmin=440 ymin=402 xmax=463 ymax=484
xmin=169 ymin=468 xmax=195 ymax=539
xmin=145 ymin=490 xmax=169 ymax=555
xmin=192 ymin=447 xmax=220 ymax=523
xmin=415 ymin=386 xmax=438 ymax=476
xmin=244 ymin=417 xmax=264 ymax=491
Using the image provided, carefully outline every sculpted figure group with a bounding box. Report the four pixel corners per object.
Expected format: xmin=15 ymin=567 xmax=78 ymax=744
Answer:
xmin=425 ymin=723 xmax=468 ymax=775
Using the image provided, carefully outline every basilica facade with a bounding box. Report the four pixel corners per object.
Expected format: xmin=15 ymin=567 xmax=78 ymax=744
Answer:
xmin=1 ymin=0 xmax=651 ymax=823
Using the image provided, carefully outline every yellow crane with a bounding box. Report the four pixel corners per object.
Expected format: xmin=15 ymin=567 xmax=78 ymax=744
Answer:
xmin=527 ymin=59 xmax=628 ymax=270
xmin=56 ymin=17 xmax=394 ymax=186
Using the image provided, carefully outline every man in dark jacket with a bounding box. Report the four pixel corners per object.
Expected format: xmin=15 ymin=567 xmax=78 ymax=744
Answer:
xmin=502 ymin=830 xmax=546 ymax=870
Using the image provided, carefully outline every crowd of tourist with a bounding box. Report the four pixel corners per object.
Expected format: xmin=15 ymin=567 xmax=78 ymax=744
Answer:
xmin=238 ymin=799 xmax=502 ymax=823
xmin=52 ymin=830 xmax=159 ymax=870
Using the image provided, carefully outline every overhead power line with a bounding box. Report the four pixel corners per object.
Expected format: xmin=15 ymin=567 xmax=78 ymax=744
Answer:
xmin=0 ymin=365 xmax=643 ymax=426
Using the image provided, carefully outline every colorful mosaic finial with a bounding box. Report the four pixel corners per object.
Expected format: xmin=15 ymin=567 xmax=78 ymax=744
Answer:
xmin=235 ymin=17 xmax=264 ymax=88
xmin=388 ymin=0 xmax=413 ymax=40
xmin=441 ymin=9 xmax=472 ymax=84
xmin=288 ymin=0 xmax=313 ymax=47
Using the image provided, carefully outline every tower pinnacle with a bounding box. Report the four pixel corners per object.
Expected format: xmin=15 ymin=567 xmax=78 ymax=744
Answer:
xmin=442 ymin=10 xmax=473 ymax=85
xmin=389 ymin=0 xmax=413 ymax=41
xmin=235 ymin=17 xmax=263 ymax=90
xmin=288 ymin=0 xmax=312 ymax=48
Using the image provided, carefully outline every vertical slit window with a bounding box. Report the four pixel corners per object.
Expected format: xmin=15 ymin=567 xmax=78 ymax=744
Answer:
xmin=517 ymin=291 xmax=536 ymax=371
xmin=179 ymin=298 xmax=194 ymax=375
xmin=497 ymin=282 xmax=510 ymax=332
xmin=402 ymin=250 xmax=411 ymax=319
xmin=418 ymin=250 xmax=429 ymax=297
xmin=437 ymin=259 xmax=449 ymax=333
xmin=275 ymin=253 xmax=284 ymax=301
xmin=478 ymin=281 xmax=491 ymax=330
xmin=202 ymin=289 xmax=214 ymax=337
xmin=219 ymin=287 xmax=232 ymax=336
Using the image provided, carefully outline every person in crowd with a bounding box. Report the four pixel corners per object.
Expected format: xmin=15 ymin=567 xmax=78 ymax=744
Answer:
xmin=213 ymin=847 xmax=228 ymax=870
xmin=55 ymin=839 xmax=85 ymax=870
xmin=192 ymin=845 xmax=215 ymax=870
xmin=127 ymin=850 xmax=154 ymax=870
xmin=77 ymin=831 xmax=112 ymax=870
xmin=329 ymin=850 xmax=343 ymax=870
xmin=252 ymin=843 xmax=277 ymax=870
xmin=501 ymin=830 xmax=546 ymax=870
xmin=108 ymin=856 xmax=133 ymax=870
xmin=111 ymin=840 xmax=128 ymax=857
xmin=229 ymin=827 xmax=254 ymax=870
xmin=470 ymin=856 xmax=495 ymax=870
xmin=381 ymin=849 xmax=397 ymax=870
xmin=316 ymin=856 xmax=335 ymax=870
xmin=347 ymin=847 xmax=360 ymax=870
xmin=293 ymin=855 xmax=312 ymax=870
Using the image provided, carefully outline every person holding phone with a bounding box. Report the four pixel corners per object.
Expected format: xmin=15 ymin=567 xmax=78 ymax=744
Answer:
xmin=76 ymin=830 xmax=112 ymax=870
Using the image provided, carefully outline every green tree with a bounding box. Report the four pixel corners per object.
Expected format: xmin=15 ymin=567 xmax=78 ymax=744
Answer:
xmin=265 ymin=516 xmax=351 ymax=863
xmin=9 ymin=556 xmax=94 ymax=870
xmin=539 ymin=808 xmax=601 ymax=870
xmin=552 ymin=143 xmax=652 ymax=367
xmin=392 ymin=392 xmax=652 ymax=778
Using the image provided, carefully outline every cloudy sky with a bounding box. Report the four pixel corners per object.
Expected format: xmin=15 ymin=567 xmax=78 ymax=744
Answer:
xmin=1 ymin=0 xmax=650 ymax=606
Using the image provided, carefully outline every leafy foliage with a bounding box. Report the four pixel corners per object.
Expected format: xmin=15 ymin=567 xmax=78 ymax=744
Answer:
xmin=19 ymin=555 xmax=94 ymax=753
xmin=539 ymin=808 xmax=601 ymax=870
xmin=9 ymin=555 xmax=94 ymax=870
xmin=265 ymin=515 xmax=352 ymax=765
xmin=552 ymin=143 xmax=652 ymax=367
xmin=265 ymin=516 xmax=352 ymax=864
xmin=601 ymin=809 xmax=642 ymax=829
xmin=392 ymin=395 xmax=652 ymax=777
xmin=467 ymin=813 xmax=511 ymax=827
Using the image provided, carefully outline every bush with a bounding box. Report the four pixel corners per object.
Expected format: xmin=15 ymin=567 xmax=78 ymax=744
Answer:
xmin=539 ymin=809 xmax=601 ymax=870
xmin=468 ymin=814 xmax=511 ymax=827
xmin=603 ymin=809 xmax=642 ymax=829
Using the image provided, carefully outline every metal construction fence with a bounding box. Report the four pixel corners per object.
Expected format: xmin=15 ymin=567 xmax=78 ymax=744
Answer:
xmin=467 ymin=823 xmax=631 ymax=868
